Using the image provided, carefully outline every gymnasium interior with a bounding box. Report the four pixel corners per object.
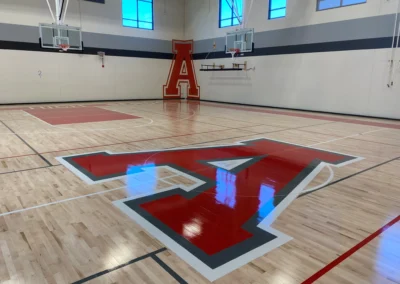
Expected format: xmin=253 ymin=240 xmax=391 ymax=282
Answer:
xmin=0 ymin=0 xmax=399 ymax=283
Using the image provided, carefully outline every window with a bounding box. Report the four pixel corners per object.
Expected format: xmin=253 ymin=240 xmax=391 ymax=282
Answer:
xmin=219 ymin=0 xmax=243 ymax=28
xmin=122 ymin=0 xmax=153 ymax=30
xmin=317 ymin=0 xmax=366 ymax=11
xmin=269 ymin=0 xmax=286 ymax=19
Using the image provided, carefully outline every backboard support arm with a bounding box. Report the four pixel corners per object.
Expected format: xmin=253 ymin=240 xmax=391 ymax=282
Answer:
xmin=45 ymin=0 xmax=56 ymax=23
xmin=46 ymin=0 xmax=70 ymax=25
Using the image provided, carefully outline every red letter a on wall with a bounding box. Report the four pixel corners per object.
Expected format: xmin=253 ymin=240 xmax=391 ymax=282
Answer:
xmin=163 ymin=40 xmax=200 ymax=100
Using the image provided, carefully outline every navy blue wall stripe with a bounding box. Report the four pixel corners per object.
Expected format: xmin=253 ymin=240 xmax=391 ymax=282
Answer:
xmin=0 ymin=40 xmax=173 ymax=59
xmin=0 ymin=37 xmax=395 ymax=60
xmin=193 ymin=37 xmax=395 ymax=60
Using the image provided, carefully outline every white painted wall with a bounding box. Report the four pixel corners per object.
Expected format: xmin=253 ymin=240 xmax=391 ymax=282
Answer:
xmin=0 ymin=50 xmax=172 ymax=104
xmin=195 ymin=49 xmax=400 ymax=119
xmin=0 ymin=0 xmax=185 ymax=104
xmin=186 ymin=0 xmax=400 ymax=119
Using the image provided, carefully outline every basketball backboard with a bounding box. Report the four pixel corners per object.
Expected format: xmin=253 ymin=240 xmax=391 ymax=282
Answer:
xmin=39 ymin=23 xmax=83 ymax=51
xmin=226 ymin=28 xmax=254 ymax=54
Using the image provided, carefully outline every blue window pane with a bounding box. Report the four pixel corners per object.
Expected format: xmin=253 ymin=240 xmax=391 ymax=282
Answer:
xmin=138 ymin=1 xmax=152 ymax=22
xmin=122 ymin=0 xmax=138 ymax=21
xmin=219 ymin=0 xmax=243 ymax=28
xmin=122 ymin=0 xmax=153 ymax=30
xmin=221 ymin=0 xmax=232 ymax=20
xmin=270 ymin=8 xmax=285 ymax=19
xmin=270 ymin=0 xmax=286 ymax=10
xmin=220 ymin=19 xmax=232 ymax=27
xmin=138 ymin=21 xmax=153 ymax=30
xmin=318 ymin=0 xmax=341 ymax=10
xmin=342 ymin=0 xmax=366 ymax=6
xmin=123 ymin=19 xmax=138 ymax=28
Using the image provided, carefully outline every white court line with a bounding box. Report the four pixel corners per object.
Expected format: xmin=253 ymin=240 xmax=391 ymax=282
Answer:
xmin=309 ymin=128 xmax=386 ymax=147
xmin=0 ymin=171 xmax=181 ymax=218
xmin=0 ymin=186 xmax=125 ymax=218
xmin=0 ymin=126 xmax=385 ymax=217
xmin=302 ymin=165 xmax=334 ymax=194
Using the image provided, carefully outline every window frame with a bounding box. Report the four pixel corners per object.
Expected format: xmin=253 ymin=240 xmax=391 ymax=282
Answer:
xmin=316 ymin=0 xmax=367 ymax=12
xmin=268 ymin=0 xmax=287 ymax=20
xmin=219 ymin=0 xmax=243 ymax=28
xmin=122 ymin=0 xmax=154 ymax=30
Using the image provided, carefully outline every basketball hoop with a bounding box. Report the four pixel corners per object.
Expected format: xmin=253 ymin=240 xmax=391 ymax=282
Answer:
xmin=58 ymin=44 xmax=70 ymax=52
xmin=228 ymin=48 xmax=240 ymax=60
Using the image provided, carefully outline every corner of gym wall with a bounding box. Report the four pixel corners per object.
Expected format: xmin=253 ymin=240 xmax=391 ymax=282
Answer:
xmin=186 ymin=0 xmax=400 ymax=119
xmin=0 ymin=0 xmax=185 ymax=104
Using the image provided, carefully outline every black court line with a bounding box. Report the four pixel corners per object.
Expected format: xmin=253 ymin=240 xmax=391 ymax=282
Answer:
xmin=0 ymin=121 xmax=52 ymax=166
xmin=151 ymin=255 xmax=188 ymax=284
xmin=347 ymin=137 xmax=400 ymax=148
xmin=300 ymin=155 xmax=400 ymax=198
xmin=186 ymin=121 xmax=337 ymax=148
xmin=0 ymin=165 xmax=62 ymax=176
xmin=71 ymin=248 xmax=167 ymax=284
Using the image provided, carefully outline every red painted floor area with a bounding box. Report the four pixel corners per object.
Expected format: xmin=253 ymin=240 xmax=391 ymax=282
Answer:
xmin=25 ymin=107 xmax=140 ymax=125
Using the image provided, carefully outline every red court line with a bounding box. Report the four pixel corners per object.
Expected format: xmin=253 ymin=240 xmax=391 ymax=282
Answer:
xmin=0 ymin=124 xmax=257 ymax=160
xmin=39 ymin=127 xmax=235 ymax=155
xmin=0 ymin=153 xmax=37 ymax=160
xmin=197 ymin=102 xmax=400 ymax=130
xmin=302 ymin=215 xmax=400 ymax=284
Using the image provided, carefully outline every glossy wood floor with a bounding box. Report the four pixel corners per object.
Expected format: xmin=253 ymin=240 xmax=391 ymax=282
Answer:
xmin=0 ymin=100 xmax=398 ymax=284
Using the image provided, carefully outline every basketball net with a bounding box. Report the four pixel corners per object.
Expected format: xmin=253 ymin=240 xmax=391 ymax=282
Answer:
xmin=58 ymin=44 xmax=70 ymax=52
xmin=228 ymin=48 xmax=240 ymax=60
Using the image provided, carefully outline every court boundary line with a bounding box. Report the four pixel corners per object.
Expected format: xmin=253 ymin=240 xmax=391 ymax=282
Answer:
xmin=301 ymin=214 xmax=400 ymax=283
xmin=70 ymin=248 xmax=168 ymax=284
xmin=0 ymin=121 xmax=51 ymax=166
xmin=0 ymin=165 xmax=59 ymax=176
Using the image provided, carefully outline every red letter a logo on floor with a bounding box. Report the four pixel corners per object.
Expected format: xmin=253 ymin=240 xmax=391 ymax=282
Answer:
xmin=163 ymin=40 xmax=200 ymax=100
